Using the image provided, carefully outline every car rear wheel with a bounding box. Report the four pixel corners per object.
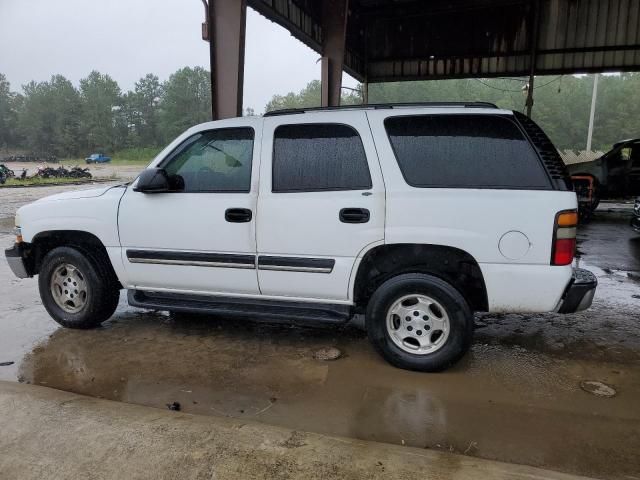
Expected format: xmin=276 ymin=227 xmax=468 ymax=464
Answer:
xmin=366 ymin=273 xmax=474 ymax=372
xmin=38 ymin=246 xmax=120 ymax=329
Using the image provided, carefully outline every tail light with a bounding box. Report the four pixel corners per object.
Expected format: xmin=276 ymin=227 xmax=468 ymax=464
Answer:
xmin=551 ymin=210 xmax=578 ymax=266
xmin=12 ymin=227 xmax=23 ymax=244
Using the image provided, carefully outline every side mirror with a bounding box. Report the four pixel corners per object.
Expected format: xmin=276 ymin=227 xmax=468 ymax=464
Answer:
xmin=134 ymin=168 xmax=171 ymax=193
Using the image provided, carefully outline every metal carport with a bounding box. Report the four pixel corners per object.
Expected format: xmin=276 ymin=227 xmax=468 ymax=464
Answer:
xmin=203 ymin=0 xmax=640 ymax=118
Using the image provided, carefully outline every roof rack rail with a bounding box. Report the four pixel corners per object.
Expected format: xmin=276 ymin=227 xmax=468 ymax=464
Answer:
xmin=263 ymin=102 xmax=498 ymax=117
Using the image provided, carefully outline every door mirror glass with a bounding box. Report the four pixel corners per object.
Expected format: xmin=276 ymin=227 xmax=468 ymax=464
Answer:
xmin=134 ymin=168 xmax=171 ymax=193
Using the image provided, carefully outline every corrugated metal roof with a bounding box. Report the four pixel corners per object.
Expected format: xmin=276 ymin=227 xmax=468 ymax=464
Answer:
xmin=249 ymin=0 xmax=640 ymax=81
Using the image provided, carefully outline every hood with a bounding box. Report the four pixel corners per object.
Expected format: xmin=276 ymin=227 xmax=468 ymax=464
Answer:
xmin=33 ymin=185 xmax=117 ymax=203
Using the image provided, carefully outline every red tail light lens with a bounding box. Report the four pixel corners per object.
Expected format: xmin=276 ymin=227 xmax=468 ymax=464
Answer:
xmin=553 ymin=238 xmax=576 ymax=265
xmin=552 ymin=210 xmax=578 ymax=266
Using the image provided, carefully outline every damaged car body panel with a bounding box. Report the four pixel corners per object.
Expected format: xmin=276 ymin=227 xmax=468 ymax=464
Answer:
xmin=568 ymin=139 xmax=640 ymax=218
xmin=632 ymin=197 xmax=640 ymax=233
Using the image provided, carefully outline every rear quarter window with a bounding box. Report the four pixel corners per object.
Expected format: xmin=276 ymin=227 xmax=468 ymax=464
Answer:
xmin=384 ymin=114 xmax=551 ymax=189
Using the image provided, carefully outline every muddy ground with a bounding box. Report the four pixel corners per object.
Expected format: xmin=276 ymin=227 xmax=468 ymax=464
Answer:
xmin=0 ymin=183 xmax=638 ymax=480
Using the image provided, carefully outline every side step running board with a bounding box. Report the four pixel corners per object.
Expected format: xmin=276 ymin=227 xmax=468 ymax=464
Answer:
xmin=127 ymin=289 xmax=353 ymax=325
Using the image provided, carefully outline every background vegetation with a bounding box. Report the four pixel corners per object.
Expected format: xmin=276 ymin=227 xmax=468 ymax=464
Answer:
xmin=268 ymin=75 xmax=640 ymax=152
xmin=1 ymin=70 xmax=639 ymax=161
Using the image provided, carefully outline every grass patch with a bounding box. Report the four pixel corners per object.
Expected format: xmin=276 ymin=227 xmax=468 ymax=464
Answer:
xmin=111 ymin=147 xmax=162 ymax=165
xmin=1 ymin=176 xmax=98 ymax=187
xmin=56 ymin=148 xmax=161 ymax=167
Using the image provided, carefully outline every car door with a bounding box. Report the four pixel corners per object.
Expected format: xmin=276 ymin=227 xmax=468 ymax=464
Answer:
xmin=118 ymin=119 xmax=261 ymax=295
xmin=256 ymin=111 xmax=385 ymax=302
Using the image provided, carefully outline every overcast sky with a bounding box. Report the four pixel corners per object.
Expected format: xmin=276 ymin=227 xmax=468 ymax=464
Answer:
xmin=0 ymin=0 xmax=357 ymax=112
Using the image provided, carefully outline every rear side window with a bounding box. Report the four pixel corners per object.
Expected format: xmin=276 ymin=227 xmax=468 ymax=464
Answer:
xmin=272 ymin=124 xmax=372 ymax=192
xmin=384 ymin=115 xmax=551 ymax=189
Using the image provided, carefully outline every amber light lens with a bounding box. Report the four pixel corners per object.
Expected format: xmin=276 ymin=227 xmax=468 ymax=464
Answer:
xmin=552 ymin=210 xmax=578 ymax=266
xmin=557 ymin=211 xmax=578 ymax=227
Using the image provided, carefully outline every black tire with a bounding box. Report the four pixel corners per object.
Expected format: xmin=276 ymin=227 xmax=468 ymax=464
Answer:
xmin=365 ymin=273 xmax=474 ymax=372
xmin=38 ymin=246 xmax=120 ymax=329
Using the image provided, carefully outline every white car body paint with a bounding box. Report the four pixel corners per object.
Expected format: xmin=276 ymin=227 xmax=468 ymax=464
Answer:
xmin=118 ymin=116 xmax=263 ymax=295
xmin=366 ymin=108 xmax=576 ymax=312
xmin=13 ymin=107 xmax=578 ymax=313
xmin=18 ymin=185 xmax=125 ymax=249
xmin=256 ymin=111 xmax=385 ymax=301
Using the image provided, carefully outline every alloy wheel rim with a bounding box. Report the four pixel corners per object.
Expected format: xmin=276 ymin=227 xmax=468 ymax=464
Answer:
xmin=385 ymin=294 xmax=450 ymax=354
xmin=50 ymin=263 xmax=88 ymax=314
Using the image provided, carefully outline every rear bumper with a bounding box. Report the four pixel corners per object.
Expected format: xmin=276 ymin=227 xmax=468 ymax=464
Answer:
xmin=557 ymin=268 xmax=597 ymax=314
xmin=5 ymin=243 xmax=30 ymax=279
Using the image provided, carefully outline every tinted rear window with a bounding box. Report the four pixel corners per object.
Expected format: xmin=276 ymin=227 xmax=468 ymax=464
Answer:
xmin=384 ymin=115 xmax=551 ymax=189
xmin=273 ymin=124 xmax=372 ymax=192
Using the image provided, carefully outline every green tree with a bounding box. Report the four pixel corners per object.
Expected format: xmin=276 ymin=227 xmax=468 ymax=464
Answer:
xmin=5 ymin=69 xmax=640 ymax=159
xmin=128 ymin=73 xmax=163 ymax=147
xmin=268 ymin=74 xmax=640 ymax=152
xmin=265 ymin=80 xmax=362 ymax=112
xmin=79 ymin=71 xmax=123 ymax=152
xmin=159 ymin=67 xmax=211 ymax=142
xmin=17 ymin=75 xmax=81 ymax=156
xmin=591 ymin=73 xmax=640 ymax=150
xmin=0 ymin=73 xmax=19 ymax=152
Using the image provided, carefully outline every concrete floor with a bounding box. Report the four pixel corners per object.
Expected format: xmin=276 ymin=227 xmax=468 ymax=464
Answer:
xmin=0 ymin=184 xmax=639 ymax=480
xmin=0 ymin=381 xmax=593 ymax=480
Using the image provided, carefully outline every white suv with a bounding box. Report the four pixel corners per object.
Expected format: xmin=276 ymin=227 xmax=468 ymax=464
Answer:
xmin=5 ymin=103 xmax=597 ymax=371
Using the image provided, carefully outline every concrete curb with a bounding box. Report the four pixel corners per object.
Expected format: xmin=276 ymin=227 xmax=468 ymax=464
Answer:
xmin=0 ymin=381 xmax=594 ymax=480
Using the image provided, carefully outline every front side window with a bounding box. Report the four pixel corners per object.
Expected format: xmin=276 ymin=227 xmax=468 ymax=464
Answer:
xmin=163 ymin=127 xmax=254 ymax=192
xmin=272 ymin=123 xmax=372 ymax=192
xmin=618 ymin=144 xmax=640 ymax=166
xmin=385 ymin=114 xmax=551 ymax=189
xmin=621 ymin=147 xmax=632 ymax=161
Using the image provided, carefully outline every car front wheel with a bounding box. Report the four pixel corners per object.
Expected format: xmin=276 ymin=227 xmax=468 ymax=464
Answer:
xmin=38 ymin=246 xmax=120 ymax=329
xmin=366 ymin=273 xmax=474 ymax=372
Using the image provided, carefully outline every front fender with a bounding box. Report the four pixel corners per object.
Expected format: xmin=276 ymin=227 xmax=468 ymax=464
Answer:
xmin=18 ymin=186 xmax=126 ymax=247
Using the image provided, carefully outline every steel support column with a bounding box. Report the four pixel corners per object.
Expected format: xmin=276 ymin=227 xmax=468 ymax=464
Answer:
xmin=525 ymin=0 xmax=541 ymax=118
xmin=320 ymin=0 xmax=349 ymax=107
xmin=209 ymin=0 xmax=247 ymax=120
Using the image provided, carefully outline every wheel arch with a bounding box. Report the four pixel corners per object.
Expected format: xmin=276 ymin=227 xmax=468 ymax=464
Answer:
xmin=352 ymin=243 xmax=488 ymax=312
xmin=28 ymin=230 xmax=120 ymax=287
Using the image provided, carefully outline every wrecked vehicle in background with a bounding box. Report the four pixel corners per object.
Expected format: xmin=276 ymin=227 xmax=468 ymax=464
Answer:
xmin=632 ymin=197 xmax=640 ymax=233
xmin=0 ymin=164 xmax=14 ymax=184
xmin=568 ymin=139 xmax=640 ymax=220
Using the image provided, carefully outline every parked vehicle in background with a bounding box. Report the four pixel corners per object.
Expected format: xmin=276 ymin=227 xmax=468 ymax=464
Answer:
xmin=568 ymin=139 xmax=640 ymax=219
xmin=34 ymin=165 xmax=64 ymax=179
xmin=0 ymin=164 xmax=15 ymax=179
xmin=572 ymin=175 xmax=599 ymax=222
xmin=85 ymin=153 xmax=111 ymax=164
xmin=33 ymin=165 xmax=92 ymax=180
xmin=632 ymin=197 xmax=640 ymax=233
xmin=68 ymin=166 xmax=92 ymax=178
xmin=5 ymin=103 xmax=597 ymax=372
